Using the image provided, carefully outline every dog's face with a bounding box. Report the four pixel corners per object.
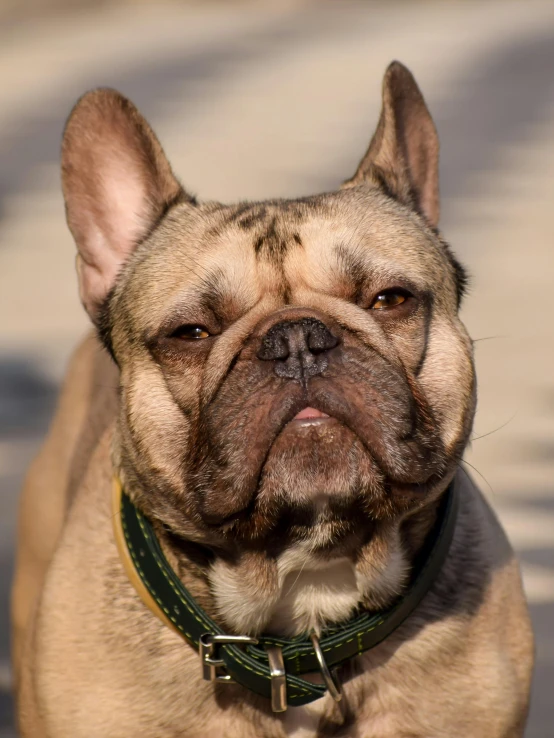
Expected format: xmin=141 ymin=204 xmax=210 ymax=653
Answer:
xmin=110 ymin=191 xmax=471 ymax=551
xmin=62 ymin=63 xmax=475 ymax=627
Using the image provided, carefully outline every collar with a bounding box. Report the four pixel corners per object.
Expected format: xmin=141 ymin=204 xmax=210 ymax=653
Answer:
xmin=112 ymin=478 xmax=458 ymax=711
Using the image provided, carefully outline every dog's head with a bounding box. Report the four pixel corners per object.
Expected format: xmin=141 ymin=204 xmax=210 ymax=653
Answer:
xmin=62 ymin=62 xmax=475 ymax=632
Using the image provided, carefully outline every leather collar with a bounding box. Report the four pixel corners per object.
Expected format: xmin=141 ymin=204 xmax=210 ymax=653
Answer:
xmin=112 ymin=478 xmax=458 ymax=708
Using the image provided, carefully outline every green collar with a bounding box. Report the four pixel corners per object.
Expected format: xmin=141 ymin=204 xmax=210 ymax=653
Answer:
xmin=113 ymin=479 xmax=458 ymax=710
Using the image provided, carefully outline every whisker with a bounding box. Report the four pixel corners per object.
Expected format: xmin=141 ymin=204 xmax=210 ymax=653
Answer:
xmin=283 ymin=554 xmax=311 ymax=598
xmin=471 ymin=413 xmax=517 ymax=442
xmin=458 ymin=459 xmax=495 ymax=498
xmin=472 ymin=335 xmax=506 ymax=343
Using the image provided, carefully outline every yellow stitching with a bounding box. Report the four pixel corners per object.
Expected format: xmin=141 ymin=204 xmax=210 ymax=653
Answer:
xmin=292 ymin=616 xmax=387 ymax=670
xmin=122 ymin=513 xmax=194 ymax=640
xmin=279 ymin=492 xmax=456 ymax=666
xmin=130 ymin=511 xmax=284 ymax=684
xmin=129 ymin=504 xmax=351 ymax=695
xmin=289 ymin=691 xmax=319 ymax=699
xmin=133 ymin=519 xmax=269 ymax=680
xmin=137 ymin=517 xmax=206 ymax=629
xmin=123 ymin=483 xmax=455 ymax=690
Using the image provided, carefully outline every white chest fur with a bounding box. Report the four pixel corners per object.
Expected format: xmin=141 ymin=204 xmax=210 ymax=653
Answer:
xmin=268 ymin=554 xmax=360 ymax=736
xmin=208 ymin=542 xmax=406 ymax=735
xmin=210 ymin=546 xmax=367 ymax=637
xmin=282 ymin=698 xmax=328 ymax=738
xmin=268 ymin=552 xmax=361 ymax=636
xmin=209 ymin=538 xmax=406 ymax=638
xmin=210 ymin=551 xmax=363 ymax=736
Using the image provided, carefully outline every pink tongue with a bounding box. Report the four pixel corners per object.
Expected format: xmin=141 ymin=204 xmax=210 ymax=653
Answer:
xmin=293 ymin=407 xmax=329 ymax=420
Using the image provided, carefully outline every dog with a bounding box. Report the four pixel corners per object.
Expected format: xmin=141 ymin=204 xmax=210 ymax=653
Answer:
xmin=11 ymin=61 xmax=534 ymax=737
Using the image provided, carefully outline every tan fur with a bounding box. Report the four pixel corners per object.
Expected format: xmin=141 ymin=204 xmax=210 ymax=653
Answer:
xmin=11 ymin=334 xmax=117 ymax=684
xmin=12 ymin=62 xmax=533 ymax=737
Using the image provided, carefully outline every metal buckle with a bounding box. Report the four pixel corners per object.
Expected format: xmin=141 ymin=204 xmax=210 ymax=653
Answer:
xmin=310 ymin=631 xmax=342 ymax=702
xmin=199 ymin=633 xmax=258 ymax=683
xmin=266 ymin=645 xmax=287 ymax=712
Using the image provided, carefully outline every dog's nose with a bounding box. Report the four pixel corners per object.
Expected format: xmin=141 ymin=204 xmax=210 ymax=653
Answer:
xmin=257 ymin=317 xmax=339 ymax=380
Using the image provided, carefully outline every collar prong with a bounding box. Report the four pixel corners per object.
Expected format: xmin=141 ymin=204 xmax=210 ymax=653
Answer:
xmin=199 ymin=633 xmax=258 ymax=683
xmin=266 ymin=645 xmax=287 ymax=712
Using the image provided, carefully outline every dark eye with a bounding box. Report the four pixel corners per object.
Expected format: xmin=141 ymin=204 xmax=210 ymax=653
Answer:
xmin=370 ymin=289 xmax=411 ymax=310
xmin=171 ymin=325 xmax=211 ymax=340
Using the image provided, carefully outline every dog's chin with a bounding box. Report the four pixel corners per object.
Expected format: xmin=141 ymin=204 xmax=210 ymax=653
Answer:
xmin=260 ymin=413 xmax=380 ymax=505
xmin=226 ymin=413 xmax=380 ymax=551
xmin=193 ymin=380 xmax=449 ymax=551
xmin=209 ymin=403 xmax=451 ymax=556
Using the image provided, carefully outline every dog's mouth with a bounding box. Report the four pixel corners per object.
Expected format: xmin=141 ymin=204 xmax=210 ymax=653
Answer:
xmin=289 ymin=406 xmax=331 ymax=424
xmin=275 ymin=393 xmax=351 ymax=437
xmin=192 ymin=351 xmax=448 ymax=539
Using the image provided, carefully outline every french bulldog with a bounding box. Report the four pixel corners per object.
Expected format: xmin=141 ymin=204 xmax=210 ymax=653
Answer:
xmin=11 ymin=61 xmax=534 ymax=737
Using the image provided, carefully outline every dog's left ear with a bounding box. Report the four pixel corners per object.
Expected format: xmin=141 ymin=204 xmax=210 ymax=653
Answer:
xmin=343 ymin=61 xmax=440 ymax=228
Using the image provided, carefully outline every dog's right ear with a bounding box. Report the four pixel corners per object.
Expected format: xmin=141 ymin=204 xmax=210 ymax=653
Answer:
xmin=61 ymin=89 xmax=190 ymax=323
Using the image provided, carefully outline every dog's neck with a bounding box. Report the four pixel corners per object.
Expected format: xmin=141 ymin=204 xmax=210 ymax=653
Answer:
xmin=154 ymin=494 xmax=444 ymax=638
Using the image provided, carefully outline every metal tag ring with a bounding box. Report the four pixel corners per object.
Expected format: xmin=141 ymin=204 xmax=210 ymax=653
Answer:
xmin=310 ymin=632 xmax=342 ymax=702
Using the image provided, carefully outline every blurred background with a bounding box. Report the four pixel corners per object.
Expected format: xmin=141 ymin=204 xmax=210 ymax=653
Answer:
xmin=0 ymin=0 xmax=553 ymax=735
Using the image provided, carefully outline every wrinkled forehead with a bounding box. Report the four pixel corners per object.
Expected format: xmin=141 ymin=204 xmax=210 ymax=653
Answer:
xmin=124 ymin=190 xmax=450 ymax=326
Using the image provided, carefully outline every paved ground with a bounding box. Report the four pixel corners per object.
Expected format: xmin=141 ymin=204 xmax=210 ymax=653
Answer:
xmin=0 ymin=1 xmax=553 ymax=735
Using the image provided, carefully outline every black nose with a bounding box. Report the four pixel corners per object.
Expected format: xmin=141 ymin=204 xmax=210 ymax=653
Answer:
xmin=257 ymin=318 xmax=339 ymax=381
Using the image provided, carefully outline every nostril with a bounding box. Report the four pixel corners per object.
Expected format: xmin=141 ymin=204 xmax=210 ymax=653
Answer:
xmin=307 ymin=325 xmax=339 ymax=354
xmin=257 ymin=332 xmax=289 ymax=362
xmin=257 ymin=317 xmax=339 ymax=367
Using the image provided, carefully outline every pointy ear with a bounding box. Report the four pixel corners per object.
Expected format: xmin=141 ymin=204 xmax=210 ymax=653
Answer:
xmin=61 ymin=88 xmax=191 ymax=323
xmin=343 ymin=61 xmax=440 ymax=229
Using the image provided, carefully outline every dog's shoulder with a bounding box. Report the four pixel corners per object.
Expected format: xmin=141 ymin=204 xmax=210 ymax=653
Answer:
xmin=11 ymin=331 xmax=117 ymax=680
